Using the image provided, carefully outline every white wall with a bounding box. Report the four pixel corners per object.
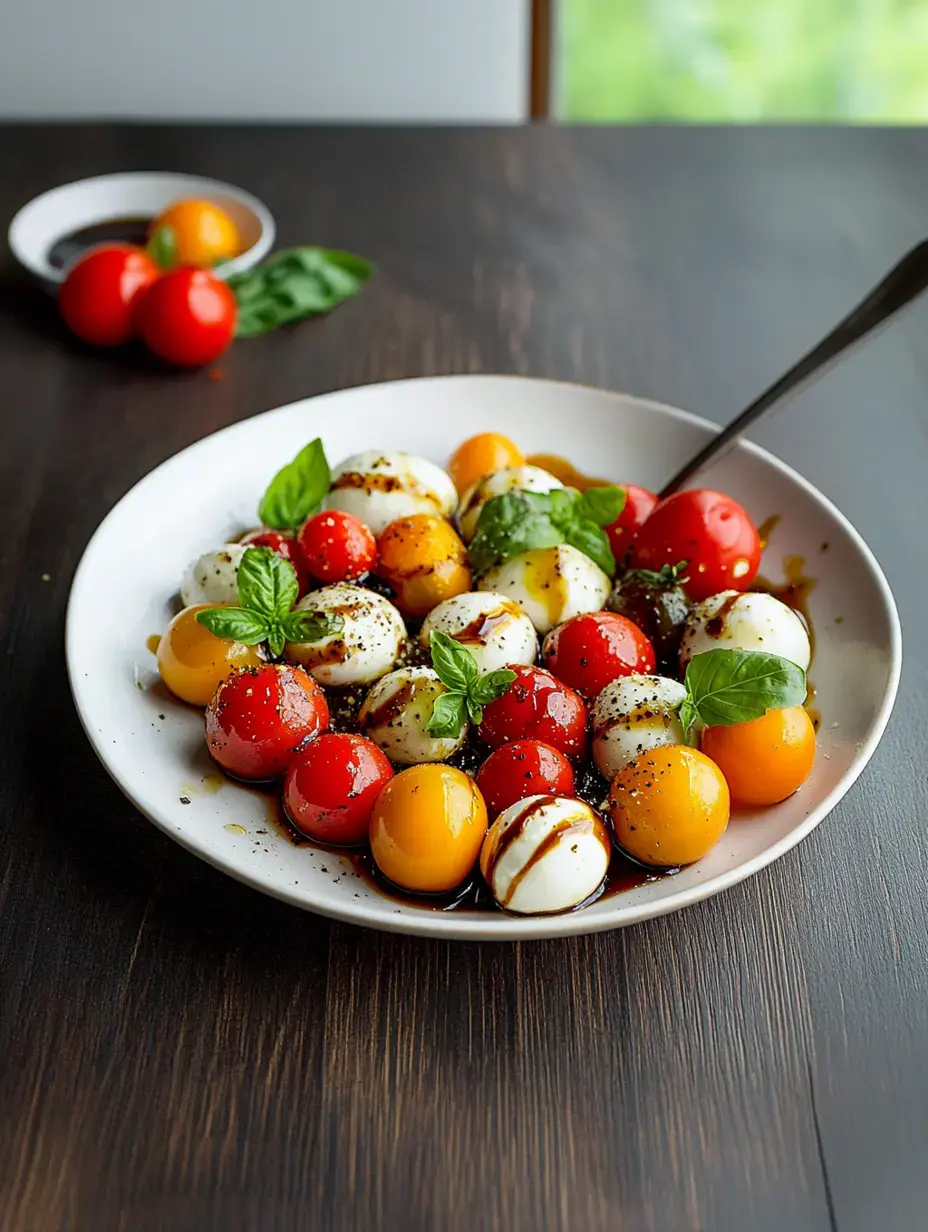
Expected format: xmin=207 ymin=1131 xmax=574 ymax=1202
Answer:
xmin=0 ymin=0 xmax=529 ymax=121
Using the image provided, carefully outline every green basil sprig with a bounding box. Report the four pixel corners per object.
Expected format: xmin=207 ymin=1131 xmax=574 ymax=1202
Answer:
xmin=227 ymin=247 xmax=373 ymax=338
xmin=468 ymin=485 xmax=626 ymax=578
xmin=195 ymin=546 xmax=341 ymax=657
xmin=147 ymin=225 xmax=178 ymax=271
xmin=257 ymin=437 xmax=330 ymax=534
xmin=678 ymin=649 xmax=807 ymax=740
xmin=627 ymin=561 xmax=690 ymax=588
xmin=426 ymin=631 xmax=516 ymax=738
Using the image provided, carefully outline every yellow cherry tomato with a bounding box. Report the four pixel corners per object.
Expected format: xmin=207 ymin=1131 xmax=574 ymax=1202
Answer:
xmin=370 ymin=764 xmax=488 ymax=892
xmin=377 ymin=513 xmax=471 ymax=618
xmin=607 ymin=745 xmax=730 ymax=867
xmin=149 ymin=198 xmax=242 ymax=268
xmin=447 ymin=432 xmax=524 ymax=497
xmin=701 ymin=706 xmax=815 ymax=806
xmin=157 ymin=604 xmax=263 ymax=706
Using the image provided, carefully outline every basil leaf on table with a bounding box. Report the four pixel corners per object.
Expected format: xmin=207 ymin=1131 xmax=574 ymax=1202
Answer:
xmin=257 ymin=437 xmax=331 ymax=533
xmin=228 ymin=247 xmax=374 ymax=338
xmin=679 ymin=649 xmax=807 ymax=739
xmin=425 ymin=632 xmax=516 ymax=738
xmin=194 ymin=606 xmax=269 ymax=645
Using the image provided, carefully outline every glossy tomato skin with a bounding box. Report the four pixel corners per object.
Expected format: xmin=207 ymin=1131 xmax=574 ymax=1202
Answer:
xmin=478 ymin=665 xmax=588 ymax=760
xmin=283 ymin=733 xmax=393 ymax=845
xmin=298 ymin=510 xmax=377 ymax=584
xmin=605 ymin=483 xmax=659 ymax=563
xmin=137 ymin=267 xmax=236 ymax=367
xmin=542 ymin=611 xmax=656 ymax=700
xmin=628 ymin=489 xmax=761 ymax=602
xmin=476 ymin=739 xmax=575 ymax=818
xmin=240 ymin=528 xmax=310 ymax=596
xmin=59 ymin=244 xmax=160 ymax=347
xmin=205 ymin=663 xmax=328 ymax=781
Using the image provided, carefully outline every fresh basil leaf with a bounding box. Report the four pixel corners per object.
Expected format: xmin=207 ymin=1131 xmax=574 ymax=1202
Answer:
xmin=470 ymin=668 xmax=517 ymax=706
xmin=627 ymin=561 xmax=690 ymax=587
xmin=265 ymin=624 xmax=286 ymax=658
xmin=236 ymin=547 xmax=299 ymax=619
xmin=195 ymin=606 xmax=269 ymax=645
xmin=257 ymin=437 xmax=331 ymax=533
xmin=282 ymin=610 xmax=343 ymax=644
xmin=563 ymin=520 xmax=615 ymax=576
xmin=228 ymin=247 xmax=373 ymax=338
xmin=468 ymin=491 xmax=563 ymax=575
xmin=683 ymin=649 xmax=807 ymax=734
xmin=678 ymin=696 xmax=700 ymax=742
xmin=148 ymin=225 xmax=177 ymax=271
xmin=429 ymin=630 xmax=479 ymax=692
xmin=576 ymin=486 xmax=626 ymax=527
xmin=427 ymin=691 xmax=468 ymax=739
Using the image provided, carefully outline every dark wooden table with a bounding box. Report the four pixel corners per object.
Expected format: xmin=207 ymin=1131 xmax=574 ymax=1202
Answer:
xmin=1 ymin=124 xmax=927 ymax=1232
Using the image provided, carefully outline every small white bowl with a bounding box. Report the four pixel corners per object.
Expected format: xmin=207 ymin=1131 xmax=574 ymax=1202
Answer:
xmin=9 ymin=171 xmax=275 ymax=288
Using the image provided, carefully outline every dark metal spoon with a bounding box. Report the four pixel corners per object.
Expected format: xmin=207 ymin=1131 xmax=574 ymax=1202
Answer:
xmin=659 ymin=239 xmax=928 ymax=499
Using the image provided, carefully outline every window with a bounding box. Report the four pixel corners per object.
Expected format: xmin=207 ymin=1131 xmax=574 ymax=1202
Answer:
xmin=558 ymin=0 xmax=928 ymax=122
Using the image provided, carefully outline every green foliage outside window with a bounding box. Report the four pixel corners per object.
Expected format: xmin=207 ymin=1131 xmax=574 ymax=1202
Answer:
xmin=561 ymin=0 xmax=928 ymax=121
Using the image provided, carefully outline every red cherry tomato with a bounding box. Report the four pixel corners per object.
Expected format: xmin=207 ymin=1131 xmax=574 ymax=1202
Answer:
xmin=240 ymin=528 xmax=310 ymax=597
xmin=58 ymin=244 xmax=160 ymax=347
xmin=605 ymin=483 xmax=659 ymax=563
xmin=136 ymin=267 xmax=236 ymax=367
xmin=478 ymin=665 xmax=588 ymax=760
xmin=205 ymin=663 xmax=328 ymax=781
xmin=541 ymin=611 xmax=655 ymax=700
xmin=298 ymin=510 xmax=377 ymax=583
xmin=476 ymin=739 xmax=575 ymax=818
xmin=628 ymin=489 xmax=761 ymax=602
xmin=283 ymin=733 xmax=393 ymax=845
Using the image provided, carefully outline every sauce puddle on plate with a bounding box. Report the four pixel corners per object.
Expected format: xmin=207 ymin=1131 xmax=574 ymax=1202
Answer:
xmin=47 ymin=217 xmax=151 ymax=272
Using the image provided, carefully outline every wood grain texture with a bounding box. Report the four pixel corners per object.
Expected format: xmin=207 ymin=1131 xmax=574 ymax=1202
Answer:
xmin=1 ymin=124 xmax=927 ymax=1232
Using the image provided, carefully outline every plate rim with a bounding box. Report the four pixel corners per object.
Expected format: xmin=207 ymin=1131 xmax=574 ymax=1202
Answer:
xmin=65 ymin=373 xmax=903 ymax=940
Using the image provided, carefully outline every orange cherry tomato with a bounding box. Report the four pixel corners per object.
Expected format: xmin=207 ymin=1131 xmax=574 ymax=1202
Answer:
xmin=137 ymin=268 xmax=237 ymax=368
xmin=701 ymin=706 xmax=815 ymax=806
xmin=149 ymin=198 xmax=242 ymax=268
xmin=59 ymin=244 xmax=160 ymax=347
xmin=370 ymin=764 xmax=488 ymax=892
xmin=607 ymin=745 xmax=730 ymax=867
xmin=447 ymin=432 xmax=524 ymax=497
xmin=157 ymin=605 xmax=264 ymax=706
xmin=377 ymin=513 xmax=471 ymax=618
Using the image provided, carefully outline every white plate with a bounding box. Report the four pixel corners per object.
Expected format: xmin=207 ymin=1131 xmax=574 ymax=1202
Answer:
xmin=9 ymin=171 xmax=275 ymax=287
xmin=65 ymin=376 xmax=901 ymax=940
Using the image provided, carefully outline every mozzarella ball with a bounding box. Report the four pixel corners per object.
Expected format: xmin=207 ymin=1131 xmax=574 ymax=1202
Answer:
xmin=458 ymin=465 xmax=564 ymax=542
xmin=679 ymin=590 xmax=811 ymax=672
xmin=325 ymin=450 xmax=457 ymax=535
xmin=359 ymin=667 xmax=467 ymax=764
xmin=591 ymin=674 xmax=688 ymax=781
xmin=418 ymin=591 xmax=537 ymax=674
xmin=479 ymin=545 xmax=611 ymax=636
xmin=180 ymin=543 xmax=248 ymax=607
xmin=285 ymin=584 xmax=405 ymax=686
xmin=479 ymin=795 xmax=611 ymax=915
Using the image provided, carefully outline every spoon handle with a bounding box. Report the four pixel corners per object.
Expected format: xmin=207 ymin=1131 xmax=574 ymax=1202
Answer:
xmin=658 ymin=239 xmax=928 ymax=499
